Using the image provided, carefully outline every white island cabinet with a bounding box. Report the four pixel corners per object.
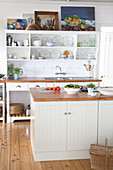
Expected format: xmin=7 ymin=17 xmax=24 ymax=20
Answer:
xmin=98 ymin=101 xmax=113 ymax=146
xmin=30 ymin=97 xmax=98 ymax=161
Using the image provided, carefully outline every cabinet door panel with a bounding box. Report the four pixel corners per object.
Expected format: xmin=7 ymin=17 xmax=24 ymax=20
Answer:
xmin=98 ymin=101 xmax=113 ymax=146
xmin=67 ymin=101 xmax=98 ymax=151
xmin=35 ymin=102 xmax=67 ymax=152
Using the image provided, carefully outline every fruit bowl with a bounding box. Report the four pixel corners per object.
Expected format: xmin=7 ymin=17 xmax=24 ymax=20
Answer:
xmin=64 ymin=88 xmax=80 ymax=94
xmin=99 ymin=88 xmax=113 ymax=96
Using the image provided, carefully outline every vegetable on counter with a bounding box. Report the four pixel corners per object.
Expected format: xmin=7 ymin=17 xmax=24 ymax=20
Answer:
xmin=45 ymin=86 xmax=61 ymax=91
xmin=64 ymin=84 xmax=80 ymax=89
xmin=87 ymin=83 xmax=95 ymax=88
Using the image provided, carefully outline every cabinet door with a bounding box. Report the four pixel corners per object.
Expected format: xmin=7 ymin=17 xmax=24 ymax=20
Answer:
xmin=35 ymin=102 xmax=67 ymax=152
xmin=67 ymin=101 xmax=98 ymax=151
xmin=98 ymin=101 xmax=113 ymax=146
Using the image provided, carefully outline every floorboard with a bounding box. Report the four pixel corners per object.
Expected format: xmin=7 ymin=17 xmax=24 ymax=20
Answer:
xmin=0 ymin=121 xmax=92 ymax=170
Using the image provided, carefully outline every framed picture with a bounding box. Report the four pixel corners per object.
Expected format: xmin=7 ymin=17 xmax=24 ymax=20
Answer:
xmin=7 ymin=19 xmax=27 ymax=30
xmin=35 ymin=11 xmax=59 ymax=30
xmin=61 ymin=6 xmax=95 ymax=31
xmin=22 ymin=14 xmax=35 ymax=26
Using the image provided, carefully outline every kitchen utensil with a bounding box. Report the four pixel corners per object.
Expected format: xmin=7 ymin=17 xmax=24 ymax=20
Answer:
xmin=68 ymin=55 xmax=73 ymax=59
xmin=23 ymin=40 xmax=29 ymax=46
xmin=8 ymin=54 xmax=13 ymax=59
xmin=46 ymin=42 xmax=55 ymax=47
xmin=7 ymin=35 xmax=13 ymax=46
xmin=99 ymin=88 xmax=113 ymax=96
xmin=40 ymin=49 xmax=50 ymax=59
xmin=51 ymin=50 xmax=60 ymax=59
xmin=61 ymin=55 xmax=66 ymax=59
xmin=63 ymin=36 xmax=73 ymax=46
xmin=32 ymin=40 xmax=42 ymax=46
xmin=42 ymin=37 xmax=51 ymax=46
xmin=17 ymin=41 xmax=23 ymax=46
xmin=64 ymin=88 xmax=80 ymax=94
xmin=52 ymin=36 xmax=63 ymax=46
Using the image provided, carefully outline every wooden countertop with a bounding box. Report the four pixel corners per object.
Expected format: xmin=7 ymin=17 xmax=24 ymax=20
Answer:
xmin=6 ymin=77 xmax=102 ymax=83
xmin=30 ymin=88 xmax=113 ymax=102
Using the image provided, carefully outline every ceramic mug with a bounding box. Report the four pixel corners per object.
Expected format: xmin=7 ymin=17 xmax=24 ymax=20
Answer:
xmin=17 ymin=41 xmax=23 ymax=46
xmin=23 ymin=40 xmax=29 ymax=47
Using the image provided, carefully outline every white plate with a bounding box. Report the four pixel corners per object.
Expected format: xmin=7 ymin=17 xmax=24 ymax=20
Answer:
xmin=64 ymin=88 xmax=80 ymax=94
xmin=63 ymin=36 xmax=73 ymax=46
xmin=99 ymin=88 xmax=113 ymax=96
xmin=31 ymin=49 xmax=40 ymax=58
xmin=42 ymin=37 xmax=51 ymax=46
xmin=40 ymin=49 xmax=50 ymax=59
xmin=52 ymin=36 xmax=63 ymax=46
xmin=51 ymin=50 xmax=60 ymax=59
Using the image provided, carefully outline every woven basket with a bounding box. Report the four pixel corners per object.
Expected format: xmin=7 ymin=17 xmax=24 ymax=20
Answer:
xmin=89 ymin=138 xmax=113 ymax=170
xmin=10 ymin=103 xmax=24 ymax=115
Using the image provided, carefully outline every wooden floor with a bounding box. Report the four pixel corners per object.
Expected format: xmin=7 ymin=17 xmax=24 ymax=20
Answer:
xmin=0 ymin=121 xmax=91 ymax=170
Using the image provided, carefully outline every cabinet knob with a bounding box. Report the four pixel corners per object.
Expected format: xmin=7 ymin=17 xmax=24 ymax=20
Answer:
xmin=16 ymin=85 xmax=21 ymax=88
xmin=64 ymin=112 xmax=67 ymax=115
xmin=35 ymin=85 xmax=40 ymax=88
xmin=68 ymin=112 xmax=71 ymax=115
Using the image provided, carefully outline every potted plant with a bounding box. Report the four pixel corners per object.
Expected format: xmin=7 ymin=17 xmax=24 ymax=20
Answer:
xmin=87 ymin=83 xmax=95 ymax=94
xmin=14 ymin=67 xmax=23 ymax=80
xmin=8 ymin=63 xmax=14 ymax=79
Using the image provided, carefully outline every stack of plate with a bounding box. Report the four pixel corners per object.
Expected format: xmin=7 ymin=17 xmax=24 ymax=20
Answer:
xmin=10 ymin=103 xmax=24 ymax=115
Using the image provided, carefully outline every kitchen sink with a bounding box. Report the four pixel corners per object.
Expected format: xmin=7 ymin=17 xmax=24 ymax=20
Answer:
xmin=42 ymin=77 xmax=92 ymax=80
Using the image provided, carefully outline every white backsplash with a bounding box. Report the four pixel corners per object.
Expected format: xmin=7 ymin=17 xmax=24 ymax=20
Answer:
xmin=8 ymin=60 xmax=96 ymax=78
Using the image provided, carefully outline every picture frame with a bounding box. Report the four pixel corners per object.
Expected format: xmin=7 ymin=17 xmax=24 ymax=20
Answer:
xmin=7 ymin=19 xmax=27 ymax=30
xmin=35 ymin=11 xmax=59 ymax=30
xmin=60 ymin=6 xmax=95 ymax=31
xmin=22 ymin=14 xmax=35 ymax=26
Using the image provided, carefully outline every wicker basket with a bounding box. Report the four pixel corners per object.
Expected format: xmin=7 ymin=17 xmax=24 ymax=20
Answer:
xmin=89 ymin=138 xmax=113 ymax=170
xmin=10 ymin=103 xmax=24 ymax=115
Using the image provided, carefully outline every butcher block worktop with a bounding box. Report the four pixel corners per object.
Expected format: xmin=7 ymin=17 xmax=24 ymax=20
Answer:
xmin=30 ymin=88 xmax=113 ymax=102
xmin=6 ymin=77 xmax=102 ymax=82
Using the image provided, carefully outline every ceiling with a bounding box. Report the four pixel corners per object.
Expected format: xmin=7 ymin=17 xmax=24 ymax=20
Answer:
xmin=0 ymin=0 xmax=113 ymax=2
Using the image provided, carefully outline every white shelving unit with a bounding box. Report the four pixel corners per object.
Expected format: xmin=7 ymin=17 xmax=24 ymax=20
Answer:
xmin=5 ymin=30 xmax=99 ymax=75
xmin=0 ymin=83 xmax=5 ymax=123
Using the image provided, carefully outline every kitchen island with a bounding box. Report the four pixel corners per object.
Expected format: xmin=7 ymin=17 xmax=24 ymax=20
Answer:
xmin=30 ymin=88 xmax=113 ymax=161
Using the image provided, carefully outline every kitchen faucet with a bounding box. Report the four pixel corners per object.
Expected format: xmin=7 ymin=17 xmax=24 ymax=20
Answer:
xmin=55 ymin=65 xmax=66 ymax=75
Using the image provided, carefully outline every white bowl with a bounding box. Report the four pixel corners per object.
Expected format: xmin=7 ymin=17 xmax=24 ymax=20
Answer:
xmin=64 ymin=88 xmax=80 ymax=94
xmin=99 ymin=88 xmax=113 ymax=96
xmin=88 ymin=92 xmax=97 ymax=96
xmin=32 ymin=40 xmax=42 ymax=46
xmin=46 ymin=42 xmax=55 ymax=47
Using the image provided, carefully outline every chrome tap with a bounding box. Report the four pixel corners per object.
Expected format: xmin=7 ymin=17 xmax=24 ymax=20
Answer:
xmin=55 ymin=65 xmax=66 ymax=75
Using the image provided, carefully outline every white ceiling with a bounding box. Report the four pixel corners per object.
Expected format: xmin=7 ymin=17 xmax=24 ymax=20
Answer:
xmin=0 ymin=0 xmax=113 ymax=2
xmin=0 ymin=0 xmax=113 ymax=3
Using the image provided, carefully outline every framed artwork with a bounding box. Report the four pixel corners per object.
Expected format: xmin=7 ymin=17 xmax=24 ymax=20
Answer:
xmin=61 ymin=6 xmax=95 ymax=31
xmin=35 ymin=11 xmax=59 ymax=30
xmin=22 ymin=14 xmax=35 ymax=26
xmin=7 ymin=19 xmax=27 ymax=30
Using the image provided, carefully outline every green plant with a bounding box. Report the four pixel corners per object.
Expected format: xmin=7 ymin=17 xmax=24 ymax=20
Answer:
xmin=64 ymin=84 xmax=80 ymax=89
xmin=8 ymin=64 xmax=14 ymax=74
xmin=87 ymin=83 xmax=95 ymax=88
xmin=14 ymin=67 xmax=23 ymax=75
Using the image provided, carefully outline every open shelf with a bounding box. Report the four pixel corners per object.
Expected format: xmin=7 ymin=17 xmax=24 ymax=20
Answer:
xmin=10 ymin=113 xmax=34 ymax=122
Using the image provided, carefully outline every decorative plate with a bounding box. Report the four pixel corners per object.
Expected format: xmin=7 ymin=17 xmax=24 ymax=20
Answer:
xmin=40 ymin=49 xmax=50 ymax=59
xmin=51 ymin=50 xmax=61 ymax=59
xmin=52 ymin=36 xmax=63 ymax=46
xmin=42 ymin=37 xmax=51 ymax=46
xmin=63 ymin=50 xmax=72 ymax=56
xmin=63 ymin=36 xmax=73 ymax=46
xmin=31 ymin=49 xmax=40 ymax=58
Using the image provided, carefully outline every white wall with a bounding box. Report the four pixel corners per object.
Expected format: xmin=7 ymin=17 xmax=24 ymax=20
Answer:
xmin=0 ymin=1 xmax=113 ymax=77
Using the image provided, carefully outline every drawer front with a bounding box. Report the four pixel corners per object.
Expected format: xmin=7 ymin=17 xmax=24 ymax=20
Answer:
xmin=7 ymin=83 xmax=28 ymax=91
xmin=28 ymin=83 xmax=46 ymax=89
